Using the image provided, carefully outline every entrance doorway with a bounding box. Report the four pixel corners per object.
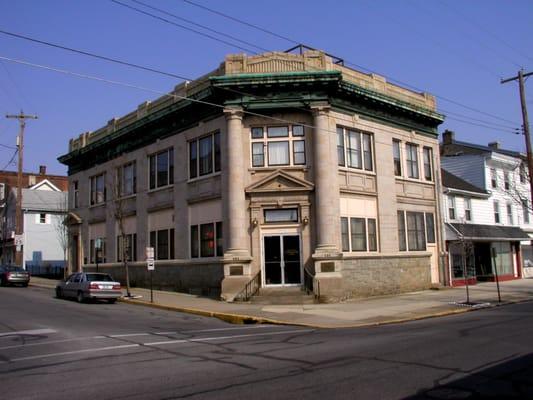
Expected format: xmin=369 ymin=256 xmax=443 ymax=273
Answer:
xmin=263 ymin=235 xmax=302 ymax=286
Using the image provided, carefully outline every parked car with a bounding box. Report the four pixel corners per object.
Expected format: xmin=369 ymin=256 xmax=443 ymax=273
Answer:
xmin=55 ymin=272 xmax=122 ymax=303
xmin=0 ymin=265 xmax=30 ymax=287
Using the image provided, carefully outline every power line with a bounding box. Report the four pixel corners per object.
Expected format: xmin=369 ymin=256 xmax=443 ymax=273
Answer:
xmin=1 ymin=148 xmax=17 ymax=170
xmin=438 ymin=0 xmax=533 ymax=66
xmin=109 ymin=0 xmax=259 ymax=55
xmin=0 ymin=29 xmax=189 ymax=81
xmin=0 ymin=142 xmax=17 ymax=150
xmin=129 ymin=0 xmax=269 ymax=53
xmin=0 ymin=26 xmax=520 ymax=133
xmin=182 ymin=0 xmax=298 ymax=45
xmin=180 ymin=0 xmax=520 ymax=127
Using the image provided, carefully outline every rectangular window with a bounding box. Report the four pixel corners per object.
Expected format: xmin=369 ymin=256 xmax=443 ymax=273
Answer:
xmin=188 ymin=132 xmax=220 ymax=179
xmin=337 ymin=127 xmax=374 ymax=171
xmin=337 ymin=127 xmax=345 ymax=167
xmin=490 ymin=168 xmax=497 ymax=188
xmin=264 ymin=208 xmax=298 ymax=223
xmin=507 ymin=203 xmax=513 ymax=225
xmin=150 ymin=148 xmax=174 ymax=189
xmin=90 ymin=173 xmax=105 ymax=205
xmin=117 ymin=233 xmax=137 ymax=262
xmin=189 ymin=222 xmax=223 ymax=258
xmin=252 ymin=142 xmax=265 ymax=167
xmin=347 ymin=130 xmax=362 ymax=169
xmin=90 ymin=237 xmax=106 ymax=263
xmin=520 ymin=164 xmax=526 ymax=184
xmin=398 ymin=211 xmax=406 ymax=251
xmin=406 ymin=211 xmax=426 ymax=251
xmin=406 ymin=144 xmax=419 ymax=179
xmin=149 ymin=229 xmax=175 ymax=260
xmin=494 ymin=200 xmax=500 ymax=223
xmin=504 ymin=171 xmax=510 ymax=190
xmin=293 ymin=140 xmax=306 ymax=165
xmin=118 ymin=162 xmax=136 ymax=197
xmin=37 ymin=213 xmax=47 ymax=224
xmin=367 ymin=219 xmax=377 ymax=251
xmin=425 ymin=213 xmax=435 ymax=243
xmin=393 ymin=140 xmax=402 ymax=176
xmin=73 ymin=181 xmax=79 ymax=208
xmin=341 ymin=217 xmax=350 ymax=252
xmin=189 ymin=141 xmax=198 ymax=179
xmin=190 ymin=225 xmax=199 ymax=258
xmin=523 ymin=200 xmax=530 ymax=224
xmin=267 ymin=126 xmax=289 ymax=138
xmin=448 ymin=195 xmax=456 ymax=220
xmin=293 ymin=125 xmax=304 ymax=136
xmin=340 ymin=216 xmax=378 ymax=252
xmin=464 ymin=197 xmax=472 ymax=221
xmin=423 ymin=147 xmax=432 ymax=181
xmin=268 ymin=141 xmax=290 ymax=165
xmin=252 ymin=125 xmax=305 ymax=167
xmin=350 ymin=217 xmax=367 ymax=252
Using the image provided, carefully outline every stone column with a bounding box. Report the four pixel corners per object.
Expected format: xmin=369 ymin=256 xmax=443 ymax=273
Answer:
xmin=312 ymin=104 xmax=341 ymax=252
xmin=311 ymin=103 xmax=343 ymax=301
xmin=221 ymin=107 xmax=252 ymax=301
xmin=223 ymin=107 xmax=248 ymax=256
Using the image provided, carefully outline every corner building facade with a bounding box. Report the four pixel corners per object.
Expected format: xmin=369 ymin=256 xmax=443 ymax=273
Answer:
xmin=59 ymin=50 xmax=445 ymax=302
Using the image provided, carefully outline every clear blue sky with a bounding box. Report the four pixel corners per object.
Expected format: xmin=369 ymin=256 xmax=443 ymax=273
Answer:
xmin=0 ymin=0 xmax=532 ymax=175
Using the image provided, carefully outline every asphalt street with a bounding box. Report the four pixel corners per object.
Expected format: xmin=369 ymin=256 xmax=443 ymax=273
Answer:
xmin=1 ymin=285 xmax=532 ymax=400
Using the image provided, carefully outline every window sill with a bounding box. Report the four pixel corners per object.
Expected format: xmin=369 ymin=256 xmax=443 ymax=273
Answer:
xmin=338 ymin=166 xmax=376 ymax=176
xmin=249 ymin=166 xmax=308 ymax=173
xmin=89 ymin=203 xmax=106 ymax=209
xmin=187 ymin=171 xmax=221 ymax=184
xmin=117 ymin=193 xmax=137 ymax=201
xmin=395 ymin=176 xmax=435 ymax=185
xmin=147 ymin=185 xmax=174 ymax=194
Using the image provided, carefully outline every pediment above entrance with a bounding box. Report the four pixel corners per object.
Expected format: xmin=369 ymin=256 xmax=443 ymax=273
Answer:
xmin=245 ymin=170 xmax=314 ymax=194
xmin=66 ymin=211 xmax=82 ymax=225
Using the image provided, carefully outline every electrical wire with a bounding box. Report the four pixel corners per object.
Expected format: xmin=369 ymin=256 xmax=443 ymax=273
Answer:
xmin=181 ymin=0 xmax=521 ymax=127
xmin=1 ymin=148 xmax=18 ymax=170
xmin=109 ymin=0 xmax=259 ymax=55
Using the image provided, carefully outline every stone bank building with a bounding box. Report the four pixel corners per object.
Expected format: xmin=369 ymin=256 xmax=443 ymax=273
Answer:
xmin=58 ymin=49 xmax=445 ymax=301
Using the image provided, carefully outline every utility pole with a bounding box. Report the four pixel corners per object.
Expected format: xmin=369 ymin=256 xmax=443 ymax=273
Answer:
xmin=5 ymin=111 xmax=38 ymax=267
xmin=501 ymin=70 xmax=533 ymax=203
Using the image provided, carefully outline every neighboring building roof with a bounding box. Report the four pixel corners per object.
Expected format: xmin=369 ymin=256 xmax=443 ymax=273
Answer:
xmin=0 ymin=168 xmax=68 ymax=192
xmin=441 ymin=169 xmax=487 ymax=194
xmin=20 ymin=188 xmax=67 ymax=212
xmin=441 ymin=130 xmax=525 ymax=160
xmin=447 ymin=223 xmax=530 ymax=241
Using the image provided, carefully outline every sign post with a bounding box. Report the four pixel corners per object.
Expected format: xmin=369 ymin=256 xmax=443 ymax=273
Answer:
xmin=146 ymin=247 xmax=155 ymax=303
xmin=491 ymin=247 xmax=502 ymax=303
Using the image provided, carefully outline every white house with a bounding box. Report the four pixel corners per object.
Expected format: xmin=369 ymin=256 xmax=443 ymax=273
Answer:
xmin=1 ymin=179 xmax=68 ymax=276
xmin=440 ymin=130 xmax=532 ymax=285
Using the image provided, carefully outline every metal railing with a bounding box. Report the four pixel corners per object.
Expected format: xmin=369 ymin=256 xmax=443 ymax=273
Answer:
xmin=234 ymin=270 xmax=261 ymax=302
xmin=303 ymin=267 xmax=320 ymax=300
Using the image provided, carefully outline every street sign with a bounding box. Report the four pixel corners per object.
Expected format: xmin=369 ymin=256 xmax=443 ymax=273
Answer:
xmin=146 ymin=247 xmax=155 ymax=271
xmin=14 ymin=234 xmax=24 ymax=246
xmin=95 ymin=238 xmax=102 ymax=249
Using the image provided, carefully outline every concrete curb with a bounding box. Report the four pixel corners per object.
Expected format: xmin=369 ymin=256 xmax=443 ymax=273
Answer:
xmin=30 ymin=280 xmax=533 ymax=329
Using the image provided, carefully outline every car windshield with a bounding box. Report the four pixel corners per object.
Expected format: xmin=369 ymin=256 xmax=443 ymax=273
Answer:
xmin=86 ymin=273 xmax=114 ymax=282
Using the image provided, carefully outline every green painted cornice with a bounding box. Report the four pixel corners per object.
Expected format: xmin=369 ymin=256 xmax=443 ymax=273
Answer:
xmin=211 ymin=70 xmax=341 ymax=87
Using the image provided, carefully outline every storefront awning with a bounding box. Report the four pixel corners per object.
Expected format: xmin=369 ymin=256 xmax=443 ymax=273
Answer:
xmin=447 ymin=223 xmax=531 ymax=241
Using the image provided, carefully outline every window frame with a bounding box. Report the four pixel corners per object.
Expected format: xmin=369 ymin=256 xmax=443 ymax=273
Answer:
xmin=188 ymin=132 xmax=220 ymax=180
xmin=336 ymin=126 xmax=374 ymax=172
xmin=149 ymin=228 xmax=175 ymax=260
xmin=448 ymin=195 xmax=456 ymax=220
xmin=339 ymin=216 xmax=378 ymax=253
xmin=494 ymin=200 xmax=500 ymax=223
xmin=90 ymin=173 xmax=106 ymax=206
xmin=73 ymin=180 xmax=79 ymax=208
xmin=393 ymin=139 xmax=402 ymax=177
xmin=523 ymin=199 xmax=530 ymax=224
xmin=117 ymin=161 xmax=137 ymax=197
xmin=149 ymin=148 xmax=174 ymax=189
xmin=398 ymin=210 xmax=434 ymax=251
xmin=190 ymin=221 xmax=223 ymax=258
xmin=464 ymin=197 xmax=472 ymax=222
xmin=490 ymin=168 xmax=497 ymax=189
xmin=250 ymin=125 xmax=306 ymax=168
xmin=507 ymin=203 xmax=513 ymax=225
xmin=117 ymin=233 xmax=137 ymax=262
xmin=423 ymin=147 xmax=433 ymax=181
xmin=405 ymin=143 xmax=419 ymax=179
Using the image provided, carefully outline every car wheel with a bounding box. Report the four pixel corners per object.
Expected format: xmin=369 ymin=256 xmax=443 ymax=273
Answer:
xmin=107 ymin=298 xmax=117 ymax=304
xmin=56 ymin=288 xmax=63 ymax=299
xmin=76 ymin=291 xmax=85 ymax=303
xmin=0 ymin=278 xmax=5 ymax=286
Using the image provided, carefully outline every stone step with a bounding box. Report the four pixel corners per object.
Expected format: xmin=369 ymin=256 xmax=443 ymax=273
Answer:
xmin=250 ymin=287 xmax=316 ymax=305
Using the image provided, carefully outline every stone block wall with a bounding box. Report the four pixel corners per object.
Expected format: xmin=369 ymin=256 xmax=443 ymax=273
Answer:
xmin=339 ymin=254 xmax=432 ymax=299
xmin=84 ymin=261 xmax=224 ymax=297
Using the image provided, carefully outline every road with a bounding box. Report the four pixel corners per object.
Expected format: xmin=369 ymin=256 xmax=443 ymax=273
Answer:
xmin=0 ymin=285 xmax=532 ymax=400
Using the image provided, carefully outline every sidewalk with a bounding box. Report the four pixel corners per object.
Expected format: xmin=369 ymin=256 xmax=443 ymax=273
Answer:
xmin=30 ymin=277 xmax=533 ymax=328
